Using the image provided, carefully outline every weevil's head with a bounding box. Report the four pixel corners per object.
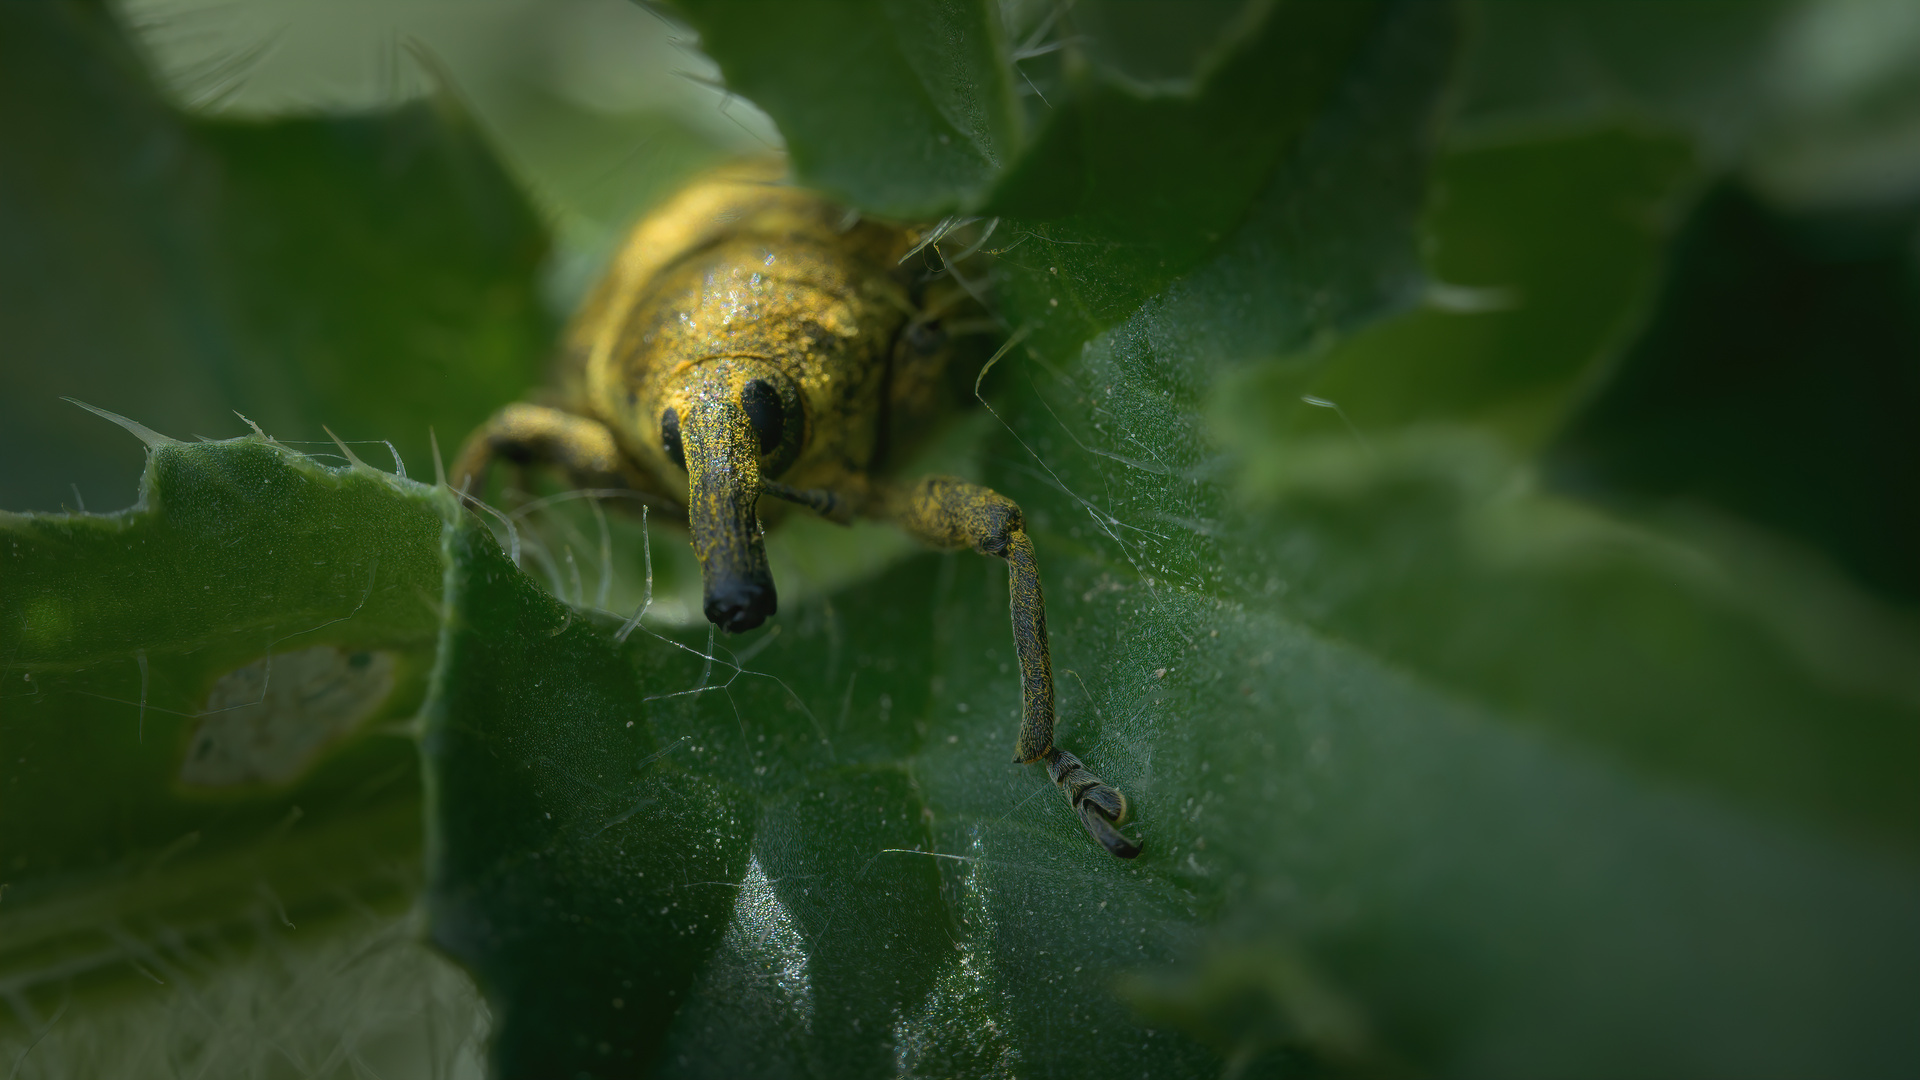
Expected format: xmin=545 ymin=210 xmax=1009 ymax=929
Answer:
xmin=655 ymin=356 xmax=805 ymax=633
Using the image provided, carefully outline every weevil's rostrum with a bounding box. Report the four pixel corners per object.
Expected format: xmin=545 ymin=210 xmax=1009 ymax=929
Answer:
xmin=455 ymin=160 xmax=1140 ymax=858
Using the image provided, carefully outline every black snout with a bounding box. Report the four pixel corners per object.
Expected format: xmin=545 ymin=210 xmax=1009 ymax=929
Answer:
xmin=676 ymin=364 xmax=783 ymax=637
xmin=704 ymin=573 xmax=777 ymax=633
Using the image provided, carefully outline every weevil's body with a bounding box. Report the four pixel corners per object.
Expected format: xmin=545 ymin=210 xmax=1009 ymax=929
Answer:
xmin=455 ymin=161 xmax=1139 ymax=858
xmin=569 ymin=162 xmax=920 ymax=507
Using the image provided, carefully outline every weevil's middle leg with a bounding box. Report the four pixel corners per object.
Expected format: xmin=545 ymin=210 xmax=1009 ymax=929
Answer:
xmin=891 ymin=475 xmax=1140 ymax=859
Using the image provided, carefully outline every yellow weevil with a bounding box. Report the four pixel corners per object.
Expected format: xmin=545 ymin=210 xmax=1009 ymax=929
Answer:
xmin=454 ymin=160 xmax=1139 ymax=858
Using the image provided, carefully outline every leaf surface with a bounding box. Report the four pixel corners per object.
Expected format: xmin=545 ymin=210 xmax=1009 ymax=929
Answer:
xmin=1 ymin=435 xmax=446 ymax=1020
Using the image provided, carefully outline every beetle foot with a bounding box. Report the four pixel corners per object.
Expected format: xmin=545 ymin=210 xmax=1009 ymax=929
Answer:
xmin=1044 ymin=747 xmax=1141 ymax=859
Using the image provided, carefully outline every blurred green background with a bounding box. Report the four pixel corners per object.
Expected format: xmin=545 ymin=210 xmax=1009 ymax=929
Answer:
xmin=2 ymin=1 xmax=1917 ymax=1077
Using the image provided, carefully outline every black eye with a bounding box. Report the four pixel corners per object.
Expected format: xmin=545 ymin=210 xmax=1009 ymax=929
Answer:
xmin=741 ymin=379 xmax=784 ymax=456
xmin=661 ymin=407 xmax=685 ymax=469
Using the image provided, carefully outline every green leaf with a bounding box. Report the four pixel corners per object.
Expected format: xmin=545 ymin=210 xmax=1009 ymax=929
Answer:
xmin=1549 ymin=181 xmax=1920 ymax=604
xmin=673 ymin=0 xmax=1020 ymax=217
xmin=1254 ymin=127 xmax=1702 ymax=455
xmin=982 ymin=0 xmax=1390 ymax=326
xmin=0 ymin=431 xmax=447 ymax=1021
xmin=1452 ymin=0 xmax=1798 ymax=156
xmin=423 ymin=516 xmax=754 ymax=1075
xmin=1033 ymin=0 xmax=1453 ymax=358
xmin=0 ymin=0 xmax=551 ymax=514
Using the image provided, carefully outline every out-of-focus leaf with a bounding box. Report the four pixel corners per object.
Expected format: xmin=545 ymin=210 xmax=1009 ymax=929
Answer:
xmin=1454 ymin=0 xmax=1798 ymax=156
xmin=1745 ymin=0 xmax=1920 ymax=208
xmin=1233 ymin=428 xmax=1920 ymax=848
xmin=0 ymin=0 xmax=551 ymax=515
xmin=0 ymin=905 xmax=483 ymax=1078
xmin=1208 ymin=121 xmax=1920 ymax=847
xmin=0 ymin=432 xmax=448 ymax=1023
xmin=1550 ymin=182 xmax=1920 ymax=604
xmin=1248 ymin=127 xmax=1701 ymax=455
xmin=1455 ymin=1 xmax=1920 ymax=210
xmin=1060 ymin=0 xmax=1270 ymax=89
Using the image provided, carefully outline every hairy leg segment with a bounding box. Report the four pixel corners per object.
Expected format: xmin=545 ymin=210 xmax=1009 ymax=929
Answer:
xmin=892 ymin=475 xmax=1140 ymax=858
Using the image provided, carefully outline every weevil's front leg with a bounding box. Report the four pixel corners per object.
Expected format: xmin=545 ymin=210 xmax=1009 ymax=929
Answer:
xmin=891 ymin=475 xmax=1140 ymax=859
xmin=452 ymin=403 xmax=646 ymax=502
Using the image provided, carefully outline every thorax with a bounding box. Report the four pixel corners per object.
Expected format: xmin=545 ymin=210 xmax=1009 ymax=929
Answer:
xmin=586 ymin=230 xmax=912 ymax=497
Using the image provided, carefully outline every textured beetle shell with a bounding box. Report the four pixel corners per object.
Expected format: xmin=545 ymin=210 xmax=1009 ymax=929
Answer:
xmin=555 ymin=159 xmax=946 ymax=516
